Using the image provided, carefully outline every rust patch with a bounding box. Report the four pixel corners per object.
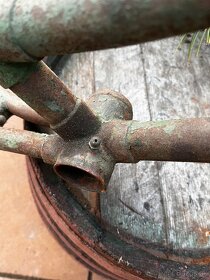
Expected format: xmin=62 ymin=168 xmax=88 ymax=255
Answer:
xmin=31 ymin=6 xmax=45 ymax=21
xmin=191 ymin=224 xmax=210 ymax=247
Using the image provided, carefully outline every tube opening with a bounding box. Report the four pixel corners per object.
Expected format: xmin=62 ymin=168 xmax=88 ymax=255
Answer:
xmin=54 ymin=164 xmax=104 ymax=192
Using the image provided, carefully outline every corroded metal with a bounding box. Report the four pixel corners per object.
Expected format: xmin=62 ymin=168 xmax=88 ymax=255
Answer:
xmin=0 ymin=0 xmax=210 ymax=192
xmin=0 ymin=127 xmax=63 ymax=164
xmin=0 ymin=90 xmax=132 ymax=191
xmin=0 ymin=86 xmax=48 ymax=126
xmin=1 ymin=89 xmax=210 ymax=192
xmin=0 ymin=128 xmax=49 ymax=159
xmin=53 ymin=139 xmax=115 ymax=192
xmin=10 ymin=61 xmax=101 ymax=140
xmin=0 ymin=0 xmax=210 ymax=62
xmin=104 ymin=118 xmax=210 ymax=163
xmin=0 ymin=62 xmax=37 ymax=88
xmin=1 ymin=1 xmax=210 ymax=278
xmin=53 ymin=89 xmax=133 ymax=192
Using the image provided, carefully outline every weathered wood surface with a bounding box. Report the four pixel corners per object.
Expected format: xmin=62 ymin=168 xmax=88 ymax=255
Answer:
xmin=59 ymin=38 xmax=210 ymax=251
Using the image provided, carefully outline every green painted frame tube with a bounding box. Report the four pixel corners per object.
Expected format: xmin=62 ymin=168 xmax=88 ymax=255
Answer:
xmin=0 ymin=0 xmax=210 ymax=62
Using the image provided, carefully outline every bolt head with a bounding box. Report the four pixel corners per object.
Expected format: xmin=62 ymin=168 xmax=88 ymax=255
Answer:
xmin=89 ymin=137 xmax=101 ymax=150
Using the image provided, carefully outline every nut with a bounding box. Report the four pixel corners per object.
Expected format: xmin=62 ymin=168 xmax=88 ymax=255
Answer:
xmin=89 ymin=137 xmax=101 ymax=150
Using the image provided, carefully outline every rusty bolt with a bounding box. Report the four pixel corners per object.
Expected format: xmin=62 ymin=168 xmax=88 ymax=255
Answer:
xmin=89 ymin=137 xmax=101 ymax=150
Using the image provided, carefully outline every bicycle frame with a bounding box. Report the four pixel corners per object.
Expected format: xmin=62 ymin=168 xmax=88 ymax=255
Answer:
xmin=0 ymin=0 xmax=210 ymax=191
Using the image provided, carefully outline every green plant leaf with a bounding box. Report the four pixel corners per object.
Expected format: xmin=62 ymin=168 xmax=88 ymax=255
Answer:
xmin=188 ymin=32 xmax=199 ymax=61
xmin=196 ymin=29 xmax=206 ymax=56
xmin=178 ymin=28 xmax=210 ymax=60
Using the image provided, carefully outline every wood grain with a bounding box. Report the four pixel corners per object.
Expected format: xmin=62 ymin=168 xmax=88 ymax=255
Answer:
xmin=58 ymin=38 xmax=210 ymax=252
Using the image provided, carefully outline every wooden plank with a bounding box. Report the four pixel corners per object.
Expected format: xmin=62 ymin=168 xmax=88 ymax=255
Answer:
xmin=141 ymin=37 xmax=210 ymax=249
xmin=59 ymin=52 xmax=95 ymax=100
xmin=94 ymin=46 xmax=166 ymax=243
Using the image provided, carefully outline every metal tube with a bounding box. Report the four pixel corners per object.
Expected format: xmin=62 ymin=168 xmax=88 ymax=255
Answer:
xmin=54 ymin=143 xmax=115 ymax=192
xmin=0 ymin=87 xmax=48 ymax=126
xmin=10 ymin=61 xmax=101 ymax=140
xmin=0 ymin=126 xmax=115 ymax=192
xmin=6 ymin=94 xmax=48 ymax=126
xmin=106 ymin=118 xmax=210 ymax=163
xmin=0 ymin=127 xmax=63 ymax=164
xmin=0 ymin=127 xmax=48 ymax=158
xmin=1 ymin=0 xmax=210 ymax=62
xmin=10 ymin=61 xmax=77 ymax=124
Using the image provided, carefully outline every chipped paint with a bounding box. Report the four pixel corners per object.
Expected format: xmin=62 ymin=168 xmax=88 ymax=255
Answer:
xmin=0 ymin=127 xmax=49 ymax=159
xmin=45 ymin=100 xmax=64 ymax=113
xmin=11 ymin=61 xmax=101 ymax=140
xmin=0 ymin=0 xmax=210 ymax=61
xmin=0 ymin=62 xmax=37 ymax=88
xmin=163 ymin=123 xmax=176 ymax=135
xmin=4 ymin=137 xmax=18 ymax=149
xmin=106 ymin=118 xmax=210 ymax=164
xmin=130 ymin=119 xmax=177 ymax=131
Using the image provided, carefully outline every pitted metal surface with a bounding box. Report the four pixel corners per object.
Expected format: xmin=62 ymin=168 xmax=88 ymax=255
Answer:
xmin=0 ymin=0 xmax=210 ymax=61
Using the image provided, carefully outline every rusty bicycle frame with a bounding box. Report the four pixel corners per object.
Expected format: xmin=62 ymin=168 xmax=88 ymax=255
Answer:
xmin=0 ymin=0 xmax=210 ymax=192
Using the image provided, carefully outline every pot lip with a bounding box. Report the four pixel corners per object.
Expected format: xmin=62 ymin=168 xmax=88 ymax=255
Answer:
xmin=27 ymin=159 xmax=210 ymax=260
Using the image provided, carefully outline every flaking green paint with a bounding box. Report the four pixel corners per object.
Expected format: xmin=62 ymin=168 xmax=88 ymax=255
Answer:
xmin=133 ymin=139 xmax=142 ymax=147
xmin=0 ymin=62 xmax=37 ymax=88
xmin=61 ymin=90 xmax=67 ymax=96
xmin=0 ymin=0 xmax=210 ymax=61
xmin=45 ymin=100 xmax=65 ymax=113
xmin=4 ymin=138 xmax=18 ymax=149
xmin=131 ymin=120 xmax=178 ymax=132
xmin=163 ymin=124 xmax=176 ymax=135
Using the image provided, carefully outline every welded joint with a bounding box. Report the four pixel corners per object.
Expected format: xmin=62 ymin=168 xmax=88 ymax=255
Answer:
xmin=29 ymin=88 xmax=133 ymax=192
xmin=51 ymin=98 xmax=101 ymax=141
xmin=49 ymin=89 xmax=133 ymax=192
